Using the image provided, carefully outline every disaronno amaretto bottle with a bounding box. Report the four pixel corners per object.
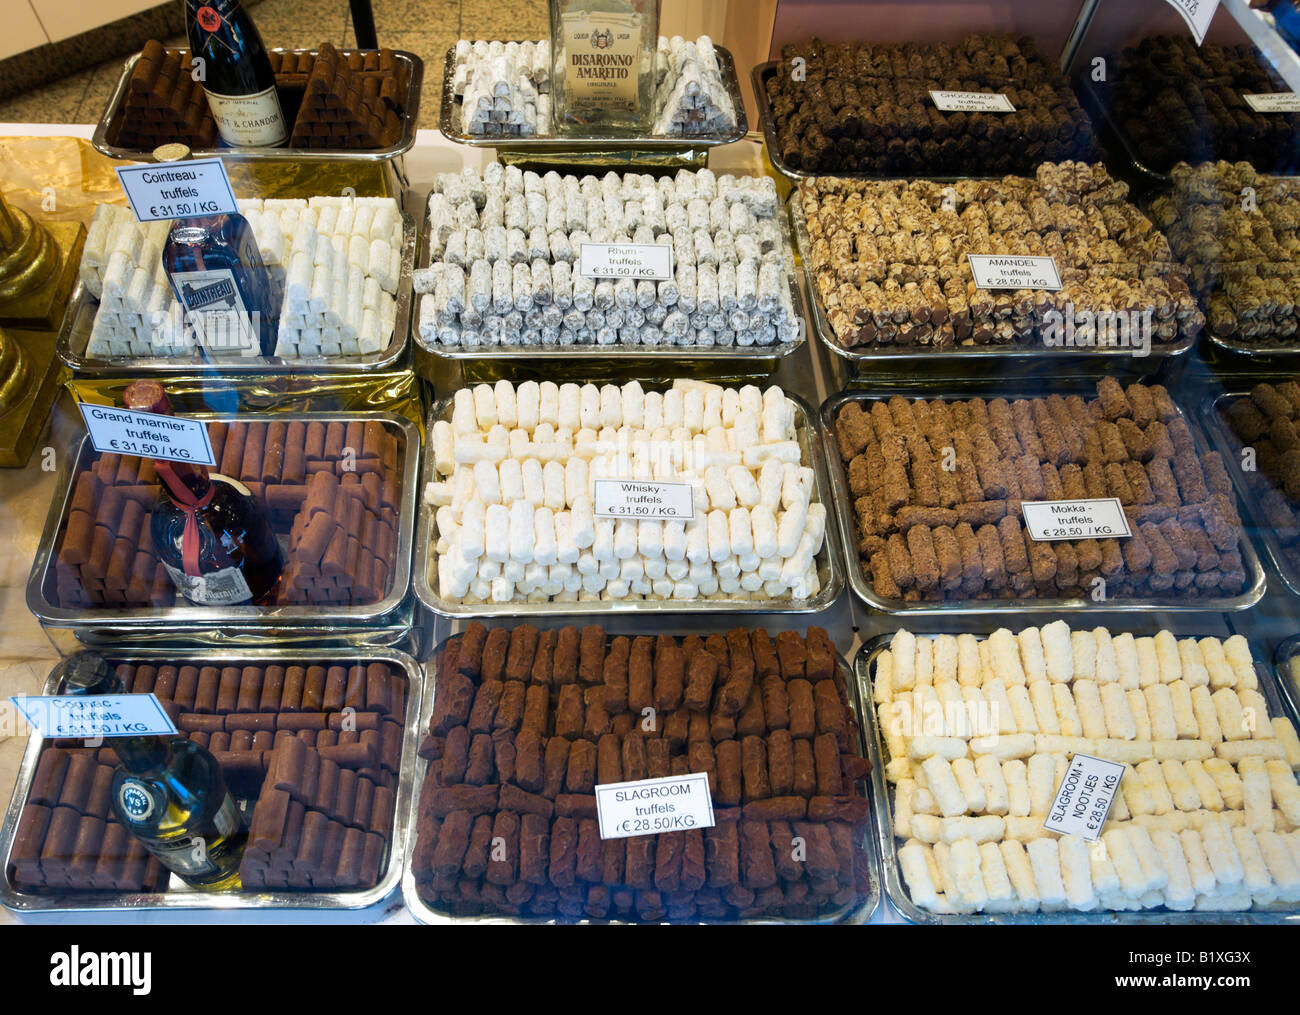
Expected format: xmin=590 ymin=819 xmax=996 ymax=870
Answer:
xmin=550 ymin=0 xmax=659 ymax=133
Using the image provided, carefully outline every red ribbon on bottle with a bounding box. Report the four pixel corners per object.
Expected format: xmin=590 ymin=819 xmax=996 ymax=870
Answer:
xmin=154 ymin=462 xmax=213 ymax=578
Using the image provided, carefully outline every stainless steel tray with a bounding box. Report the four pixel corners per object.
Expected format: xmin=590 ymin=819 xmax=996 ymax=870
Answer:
xmin=411 ymin=180 xmax=806 ymax=366
xmin=402 ymin=628 xmax=879 ymax=924
xmin=92 ymin=48 xmax=423 ymax=163
xmin=56 ymin=213 xmax=416 ymax=376
xmin=788 ymin=194 xmax=1197 ymax=365
xmin=414 ymin=385 xmax=844 ymax=618
xmin=1205 ymin=329 xmax=1300 ymax=359
xmin=0 ymin=646 xmax=421 ymax=913
xmin=820 ymin=386 xmax=1267 ymax=615
xmin=858 ymin=631 xmax=1300 ymax=924
xmin=439 ymin=42 xmax=747 ymax=152
xmin=27 ymin=412 xmax=420 ymax=636
xmin=1200 ymin=389 xmax=1300 ymax=597
xmin=753 ymin=61 xmax=1038 ymax=184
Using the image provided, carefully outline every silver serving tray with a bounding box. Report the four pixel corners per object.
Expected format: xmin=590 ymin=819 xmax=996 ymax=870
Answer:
xmin=0 ymin=646 xmax=422 ymax=913
xmin=27 ymin=412 xmax=420 ymax=636
xmin=1200 ymin=389 xmax=1300 ymax=598
xmin=92 ymin=48 xmax=423 ymax=163
xmin=410 ymin=178 xmax=806 ymax=365
xmin=857 ymin=631 xmax=1300 ymax=924
xmin=401 ymin=628 xmax=879 ymax=924
xmin=438 ymin=42 xmax=747 ymax=152
xmin=56 ymin=213 xmax=416 ymax=376
xmin=820 ymin=386 xmax=1267 ymax=615
xmin=414 ymin=385 xmax=844 ymax=619
xmin=1204 ymin=329 xmax=1300 ymax=358
xmin=788 ymin=194 xmax=1198 ymax=365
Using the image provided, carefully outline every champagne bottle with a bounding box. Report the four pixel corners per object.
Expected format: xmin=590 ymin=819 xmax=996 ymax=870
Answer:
xmin=123 ymin=380 xmax=284 ymax=606
xmin=155 ymin=142 xmax=281 ymax=357
xmin=185 ymin=0 xmax=288 ymax=147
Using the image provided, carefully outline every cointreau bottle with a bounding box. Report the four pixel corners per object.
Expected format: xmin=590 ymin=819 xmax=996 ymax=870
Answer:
xmin=155 ymin=142 xmax=280 ymax=356
xmin=123 ymin=380 xmax=284 ymax=606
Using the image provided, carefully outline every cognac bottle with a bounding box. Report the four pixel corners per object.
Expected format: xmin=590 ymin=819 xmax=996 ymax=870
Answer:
xmin=123 ymin=379 xmax=284 ymax=606
xmin=111 ymin=734 xmax=246 ymax=889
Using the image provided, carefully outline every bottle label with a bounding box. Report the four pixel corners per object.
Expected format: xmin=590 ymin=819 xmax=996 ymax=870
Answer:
xmin=168 ymin=268 xmax=260 ymax=356
xmin=203 ymin=84 xmax=289 ymax=147
xmin=162 ymin=561 xmax=255 ymax=605
xmin=118 ymin=781 xmax=158 ymax=823
xmin=144 ymin=834 xmax=222 ymax=878
xmin=195 ymin=4 xmax=222 ymax=31
xmin=212 ymin=793 xmax=240 ymax=839
xmin=562 ymin=11 xmax=641 ymax=113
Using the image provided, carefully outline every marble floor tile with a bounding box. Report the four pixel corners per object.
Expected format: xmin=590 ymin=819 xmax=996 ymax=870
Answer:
xmin=461 ymin=0 xmax=550 ymax=40
xmin=0 ymin=70 xmax=93 ymax=124
xmin=385 ymin=30 xmax=459 ymax=127
xmin=371 ymin=0 xmax=459 ymax=41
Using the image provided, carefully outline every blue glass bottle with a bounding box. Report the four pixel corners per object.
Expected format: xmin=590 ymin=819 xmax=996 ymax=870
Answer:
xmin=154 ymin=142 xmax=280 ymax=357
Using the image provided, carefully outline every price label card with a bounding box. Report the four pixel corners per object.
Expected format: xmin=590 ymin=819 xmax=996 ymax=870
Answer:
xmin=968 ymin=254 xmax=1062 ymax=291
xmin=578 ymin=242 xmax=674 ymax=281
xmin=11 ymin=693 xmax=178 ymax=740
xmin=1022 ymin=498 xmax=1132 ymax=542
xmin=78 ymin=402 xmax=217 ymax=466
xmin=115 ymin=157 xmax=239 ymax=223
xmin=1243 ymin=92 xmax=1300 ymax=113
xmin=1163 ymin=0 xmax=1220 ymax=46
xmin=930 ymin=90 xmax=1015 ymax=113
xmin=593 ymin=479 xmax=695 ymax=521
xmin=595 ymin=774 xmax=715 ymax=840
xmin=1043 ymin=753 xmax=1126 ymax=841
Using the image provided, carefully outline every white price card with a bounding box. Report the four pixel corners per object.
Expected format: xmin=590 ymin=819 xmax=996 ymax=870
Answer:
xmin=1021 ymin=498 xmax=1133 ymax=542
xmin=593 ymin=479 xmax=696 ymax=521
xmin=115 ymin=157 xmax=239 ymax=223
xmin=1163 ymin=0 xmax=1220 ymax=45
xmin=11 ymin=693 xmax=178 ymax=740
xmin=78 ymin=402 xmax=217 ymax=466
xmin=967 ymin=254 xmax=1062 ymax=291
xmin=578 ymin=242 xmax=674 ymax=281
xmin=1043 ymin=752 xmax=1126 ymax=841
xmin=930 ymin=90 xmax=1015 ymax=113
xmin=1243 ymin=92 xmax=1300 ymax=113
xmin=595 ymin=774 xmax=715 ymax=840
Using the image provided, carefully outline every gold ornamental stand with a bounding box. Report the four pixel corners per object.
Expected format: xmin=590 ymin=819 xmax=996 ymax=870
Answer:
xmin=0 ymin=192 xmax=84 ymax=467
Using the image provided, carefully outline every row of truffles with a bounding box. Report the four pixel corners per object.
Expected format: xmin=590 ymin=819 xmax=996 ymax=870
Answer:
xmin=415 ymin=165 xmax=797 ymax=349
xmin=799 ymin=163 xmax=1205 ymax=350
xmin=1149 ymin=161 xmax=1300 ymax=347
xmin=1219 ymin=380 xmax=1300 ymax=579
xmin=1095 ymin=36 xmax=1300 ymax=175
xmin=423 ymin=380 xmax=827 ymax=605
xmin=412 ymin=623 xmax=871 ymax=921
xmin=452 ymin=40 xmax=550 ymax=137
xmin=452 ymin=36 xmax=737 ymax=138
xmin=53 ymin=419 xmax=403 ymax=609
xmin=875 ymin=625 xmax=1300 ymax=915
xmin=110 ymin=43 xmax=410 ymax=152
xmin=766 ymin=34 xmax=1096 ymax=175
xmin=78 ymin=196 xmax=403 ymax=359
xmin=830 ymin=379 xmax=1249 ymax=603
